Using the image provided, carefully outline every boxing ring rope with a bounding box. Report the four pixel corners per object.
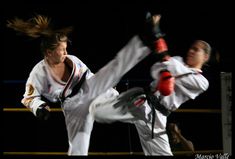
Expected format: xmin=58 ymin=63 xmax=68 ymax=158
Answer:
xmin=3 ymin=107 xmax=223 ymax=156
xmin=3 ymin=108 xmax=222 ymax=113
xmin=3 ymin=72 xmax=231 ymax=156
xmin=3 ymin=150 xmax=224 ymax=156
xmin=3 ymin=75 xmax=227 ymax=156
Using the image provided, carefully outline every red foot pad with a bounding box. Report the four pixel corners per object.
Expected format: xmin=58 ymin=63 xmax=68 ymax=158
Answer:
xmin=155 ymin=38 xmax=168 ymax=53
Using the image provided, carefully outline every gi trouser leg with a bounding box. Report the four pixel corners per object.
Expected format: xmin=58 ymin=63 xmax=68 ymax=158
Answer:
xmin=62 ymin=35 xmax=151 ymax=155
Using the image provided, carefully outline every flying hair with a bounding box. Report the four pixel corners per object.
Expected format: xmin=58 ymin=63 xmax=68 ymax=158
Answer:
xmin=6 ymin=14 xmax=73 ymax=38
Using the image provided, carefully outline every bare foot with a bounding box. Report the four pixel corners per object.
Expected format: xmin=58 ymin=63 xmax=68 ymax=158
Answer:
xmin=152 ymin=15 xmax=161 ymax=24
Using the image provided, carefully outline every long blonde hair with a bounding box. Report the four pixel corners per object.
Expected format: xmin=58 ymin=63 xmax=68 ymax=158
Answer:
xmin=7 ymin=14 xmax=73 ymax=55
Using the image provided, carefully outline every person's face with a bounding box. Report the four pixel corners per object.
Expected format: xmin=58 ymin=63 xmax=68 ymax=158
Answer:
xmin=186 ymin=41 xmax=209 ymax=69
xmin=46 ymin=42 xmax=68 ymax=64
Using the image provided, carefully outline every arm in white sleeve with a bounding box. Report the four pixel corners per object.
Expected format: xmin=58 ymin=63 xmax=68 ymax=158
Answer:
xmin=164 ymin=56 xmax=209 ymax=92
xmin=21 ymin=67 xmax=47 ymax=116
xmin=151 ymin=56 xmax=209 ymax=99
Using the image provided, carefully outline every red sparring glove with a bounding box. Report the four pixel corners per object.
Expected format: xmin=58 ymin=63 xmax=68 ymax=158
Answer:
xmin=156 ymin=70 xmax=175 ymax=96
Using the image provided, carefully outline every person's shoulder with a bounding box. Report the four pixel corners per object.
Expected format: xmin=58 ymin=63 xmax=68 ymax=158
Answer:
xmin=67 ymin=54 xmax=76 ymax=58
xmin=67 ymin=54 xmax=79 ymax=60
xmin=31 ymin=60 xmax=44 ymax=70
xmin=67 ymin=55 xmax=88 ymax=68
xmin=172 ymin=56 xmax=184 ymax=62
xmin=30 ymin=60 xmax=46 ymax=75
xmin=67 ymin=54 xmax=83 ymax=62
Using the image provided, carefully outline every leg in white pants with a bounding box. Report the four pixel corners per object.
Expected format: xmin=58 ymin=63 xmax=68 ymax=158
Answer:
xmin=85 ymin=35 xmax=150 ymax=100
xmin=63 ymin=35 xmax=151 ymax=155
xmin=135 ymin=119 xmax=173 ymax=156
xmin=90 ymin=89 xmax=173 ymax=156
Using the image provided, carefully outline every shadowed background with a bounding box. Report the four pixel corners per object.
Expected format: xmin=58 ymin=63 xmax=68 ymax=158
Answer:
xmin=2 ymin=0 xmax=232 ymax=155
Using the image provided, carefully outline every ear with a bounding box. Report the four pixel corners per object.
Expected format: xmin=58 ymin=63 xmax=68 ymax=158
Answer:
xmin=46 ymin=49 xmax=53 ymax=56
xmin=204 ymin=53 xmax=209 ymax=63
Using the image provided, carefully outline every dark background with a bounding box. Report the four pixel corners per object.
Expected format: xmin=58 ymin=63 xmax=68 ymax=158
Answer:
xmin=2 ymin=0 xmax=232 ymax=155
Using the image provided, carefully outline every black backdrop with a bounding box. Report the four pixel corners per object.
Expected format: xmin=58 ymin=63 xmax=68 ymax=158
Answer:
xmin=2 ymin=0 xmax=232 ymax=155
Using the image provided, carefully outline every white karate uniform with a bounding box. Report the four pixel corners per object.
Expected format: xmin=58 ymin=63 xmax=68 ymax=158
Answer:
xmin=90 ymin=56 xmax=209 ymax=156
xmin=21 ymin=35 xmax=151 ymax=155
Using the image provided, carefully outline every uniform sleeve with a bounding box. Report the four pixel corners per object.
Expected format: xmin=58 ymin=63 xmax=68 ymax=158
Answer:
xmin=175 ymin=73 xmax=209 ymax=99
xmin=151 ymin=56 xmax=209 ymax=99
xmin=151 ymin=56 xmax=190 ymax=79
xmin=21 ymin=66 xmax=46 ymax=116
